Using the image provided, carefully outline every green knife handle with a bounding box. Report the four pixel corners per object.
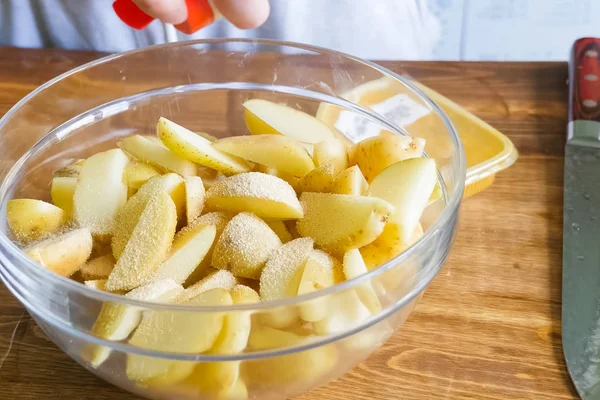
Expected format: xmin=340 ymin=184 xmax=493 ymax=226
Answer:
xmin=569 ymin=38 xmax=600 ymax=145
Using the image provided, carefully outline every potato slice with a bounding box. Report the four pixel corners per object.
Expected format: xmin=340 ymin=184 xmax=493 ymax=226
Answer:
xmin=157 ymin=117 xmax=250 ymax=175
xmin=7 ymin=199 xmax=65 ymax=242
xmin=266 ymin=220 xmax=293 ymax=243
xmin=355 ymin=135 xmax=425 ymax=182
xmin=112 ymin=174 xmax=184 ymax=260
xmin=360 ymin=222 xmax=423 ymax=270
xmin=213 ymin=135 xmax=314 ymax=176
xmin=297 ymin=163 xmax=335 ymax=194
xmin=343 ymin=249 xmax=381 ymax=314
xmin=260 ymin=237 xmax=313 ymax=301
xmin=254 ymin=164 xmax=300 ymax=191
xmin=149 ymin=223 xmax=216 ymax=285
xmin=243 ymin=99 xmax=335 ymax=145
xmin=212 ymin=285 xmax=259 ymax=354
xmin=84 ymin=279 xmax=109 ymax=291
xmin=212 ymin=213 xmax=281 ymax=279
xmin=369 ymin=157 xmax=437 ymax=244
xmin=118 ymin=135 xmax=197 ymax=177
xmin=184 ymin=176 xmax=205 ymax=224
xmin=332 ymin=165 xmax=368 ymax=196
xmin=54 ymin=164 xmax=81 ymax=178
xmin=73 ymin=149 xmax=129 ymax=237
xmin=126 ymin=288 xmax=232 ymax=384
xmin=124 ymin=161 xmax=162 ymax=189
xmin=183 ymin=212 xmax=234 ymax=286
xmin=80 ymin=254 xmax=115 ymax=280
xmin=429 ymin=182 xmax=443 ymax=205
xmin=25 ymin=228 xmax=92 ymax=277
xmin=85 ymin=279 xmax=183 ymax=367
xmin=297 ymin=255 xmax=336 ymax=322
xmin=51 ymin=176 xmax=77 ymax=217
xmin=105 ymin=191 xmax=177 ymax=291
xmin=176 ymin=269 xmax=237 ymax=304
xmin=313 ymin=139 xmax=348 ymax=175
xmin=296 ymin=193 xmax=394 ymax=255
xmin=313 ymin=289 xmax=371 ymax=336
xmin=206 ymin=172 xmax=303 ymax=219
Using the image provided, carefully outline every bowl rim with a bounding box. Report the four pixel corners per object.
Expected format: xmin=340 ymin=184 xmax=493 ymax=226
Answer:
xmin=0 ymin=38 xmax=465 ymax=315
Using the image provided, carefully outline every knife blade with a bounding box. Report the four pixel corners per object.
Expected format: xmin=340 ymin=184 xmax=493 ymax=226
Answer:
xmin=563 ymin=37 xmax=600 ymax=399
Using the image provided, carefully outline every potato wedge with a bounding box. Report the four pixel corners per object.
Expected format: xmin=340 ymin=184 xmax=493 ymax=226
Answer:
xmin=297 ymin=163 xmax=335 ymax=194
xmin=211 ymin=285 xmax=259 ymax=354
xmin=105 ymin=191 xmax=177 ymax=292
xmin=355 ymin=134 xmax=425 ymax=182
xmin=212 ymin=213 xmax=281 ymax=279
xmin=73 ymin=148 xmax=129 ymax=237
xmin=260 ymin=237 xmax=313 ymax=301
xmin=84 ymin=279 xmax=109 ymax=291
xmin=313 ymin=139 xmax=348 ymax=175
xmin=213 ymin=135 xmax=314 ymax=176
xmin=7 ymin=199 xmax=65 ymax=242
xmin=25 ymin=228 xmax=92 ymax=277
xmin=296 ymin=193 xmax=394 ymax=255
xmin=149 ymin=223 xmax=216 ymax=285
xmin=369 ymin=157 xmax=437 ymax=244
xmin=243 ymin=99 xmax=335 ymax=145
xmin=429 ymin=182 xmax=443 ymax=205
xmin=51 ymin=176 xmax=77 ymax=217
xmin=266 ymin=220 xmax=293 ymax=243
xmin=124 ymin=161 xmax=162 ymax=189
xmin=85 ymin=279 xmax=183 ymax=367
xmin=254 ymin=164 xmax=300 ymax=191
xmin=206 ymin=172 xmax=303 ymax=219
xmin=360 ymin=222 xmax=423 ymax=270
xmin=112 ymin=173 xmax=184 ymax=260
xmin=176 ymin=269 xmax=237 ymax=304
xmin=126 ymin=288 xmax=232 ymax=384
xmin=184 ymin=176 xmax=205 ymax=224
xmin=313 ymin=289 xmax=371 ymax=336
xmin=157 ymin=117 xmax=250 ymax=175
xmin=343 ymin=249 xmax=381 ymax=314
xmin=297 ymin=255 xmax=336 ymax=322
xmin=118 ymin=134 xmax=197 ymax=177
xmin=54 ymin=164 xmax=81 ymax=178
xmin=332 ymin=165 xmax=368 ymax=195
xmin=80 ymin=254 xmax=115 ymax=280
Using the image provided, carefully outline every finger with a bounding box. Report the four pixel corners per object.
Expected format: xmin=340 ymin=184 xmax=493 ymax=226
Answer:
xmin=132 ymin=0 xmax=188 ymax=24
xmin=212 ymin=0 xmax=270 ymax=29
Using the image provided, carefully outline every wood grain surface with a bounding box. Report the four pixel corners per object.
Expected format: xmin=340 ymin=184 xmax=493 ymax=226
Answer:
xmin=0 ymin=46 xmax=576 ymax=399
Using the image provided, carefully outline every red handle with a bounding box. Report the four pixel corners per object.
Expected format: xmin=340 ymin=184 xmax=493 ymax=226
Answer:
xmin=113 ymin=0 xmax=216 ymax=33
xmin=570 ymin=38 xmax=600 ymax=123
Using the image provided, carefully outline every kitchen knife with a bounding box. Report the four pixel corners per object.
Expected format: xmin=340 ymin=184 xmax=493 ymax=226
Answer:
xmin=563 ymin=37 xmax=600 ymax=399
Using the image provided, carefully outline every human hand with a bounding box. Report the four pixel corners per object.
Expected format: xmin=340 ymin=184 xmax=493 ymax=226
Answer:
xmin=132 ymin=0 xmax=270 ymax=29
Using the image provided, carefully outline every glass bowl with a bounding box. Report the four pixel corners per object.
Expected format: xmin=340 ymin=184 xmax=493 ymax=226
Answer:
xmin=0 ymin=39 xmax=465 ymax=400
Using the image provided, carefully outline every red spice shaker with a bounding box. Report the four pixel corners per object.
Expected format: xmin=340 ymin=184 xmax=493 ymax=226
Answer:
xmin=113 ymin=0 xmax=220 ymax=34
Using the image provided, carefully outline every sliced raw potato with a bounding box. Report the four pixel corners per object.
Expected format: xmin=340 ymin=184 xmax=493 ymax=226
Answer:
xmin=86 ymin=279 xmax=183 ymax=367
xmin=176 ymin=269 xmax=237 ymax=304
xmin=213 ymin=135 xmax=314 ymax=176
xmin=51 ymin=176 xmax=77 ymax=217
xmin=266 ymin=220 xmax=293 ymax=243
xmin=212 ymin=213 xmax=281 ymax=279
xmin=369 ymin=157 xmax=437 ymax=244
xmin=7 ymin=199 xmax=65 ymax=242
xmin=260 ymin=237 xmax=313 ymax=301
xmin=184 ymin=176 xmax=205 ymax=224
xmin=105 ymin=191 xmax=177 ymax=291
xmin=429 ymin=182 xmax=443 ymax=205
xmin=296 ymin=193 xmax=394 ymax=255
xmin=206 ymin=172 xmax=303 ymax=219
xmin=124 ymin=161 xmax=162 ymax=189
xmin=157 ymin=117 xmax=250 ymax=175
xmin=355 ymin=135 xmax=425 ymax=182
xmin=254 ymin=164 xmax=300 ymax=191
xmin=360 ymin=222 xmax=423 ymax=270
xmin=297 ymin=255 xmax=336 ymax=322
xmin=313 ymin=289 xmax=372 ymax=336
xmin=54 ymin=164 xmax=81 ymax=178
xmin=297 ymin=163 xmax=335 ymax=194
xmin=183 ymin=212 xmax=234 ymax=286
xmin=118 ymin=134 xmax=197 ymax=177
xmin=126 ymin=288 xmax=232 ymax=384
xmin=343 ymin=249 xmax=382 ymax=314
xmin=332 ymin=165 xmax=368 ymax=196
xmin=80 ymin=254 xmax=115 ymax=280
xmin=149 ymin=223 xmax=216 ymax=285
xmin=196 ymin=131 xmax=218 ymax=142
xmin=212 ymin=285 xmax=259 ymax=354
xmin=313 ymin=139 xmax=348 ymax=175
xmin=25 ymin=228 xmax=92 ymax=277
xmin=112 ymin=174 xmax=184 ymax=260
xmin=310 ymin=249 xmax=344 ymax=283
xmin=73 ymin=148 xmax=129 ymax=237
xmin=84 ymin=279 xmax=108 ymax=291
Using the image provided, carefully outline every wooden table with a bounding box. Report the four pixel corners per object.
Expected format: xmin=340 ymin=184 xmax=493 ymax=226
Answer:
xmin=0 ymin=47 xmax=576 ymax=399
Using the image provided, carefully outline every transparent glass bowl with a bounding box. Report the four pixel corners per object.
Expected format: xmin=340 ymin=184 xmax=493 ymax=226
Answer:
xmin=0 ymin=39 xmax=465 ymax=400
